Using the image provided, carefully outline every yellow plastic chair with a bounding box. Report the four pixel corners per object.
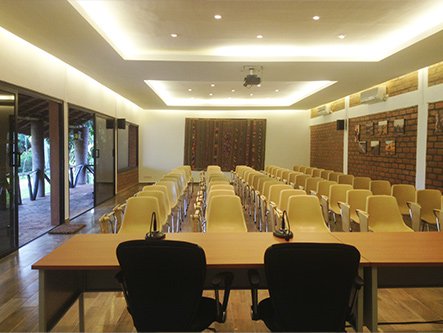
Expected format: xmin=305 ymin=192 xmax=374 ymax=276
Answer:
xmin=356 ymin=195 xmax=413 ymax=232
xmin=312 ymin=168 xmax=324 ymax=178
xmin=136 ymin=191 xmax=169 ymax=230
xmin=338 ymin=174 xmax=354 ymax=185
xmin=304 ymin=167 xmax=314 ymax=176
xmin=353 ymin=177 xmax=371 ymax=190
xmin=305 ymin=177 xmax=323 ymax=195
xmin=287 ymin=171 xmax=303 ymax=187
xmin=338 ymin=189 xmax=372 ymax=232
xmin=207 ymin=165 xmax=222 ymax=174
xmin=320 ymin=170 xmax=332 ymax=180
xmin=281 ymin=169 xmax=291 ymax=184
xmin=273 ymin=189 xmax=306 ymax=223
xmin=294 ymin=174 xmax=310 ymax=190
xmin=285 ymin=195 xmax=330 ymax=232
xmin=321 ymin=184 xmax=353 ymax=229
xmin=267 ymin=184 xmax=293 ymax=227
xmin=314 ymin=180 xmax=336 ymax=201
xmin=391 ymin=184 xmax=416 ymax=216
xmin=206 ymin=195 xmax=247 ymax=232
xmin=409 ymin=189 xmax=442 ymax=231
xmin=206 ymin=189 xmax=235 ymax=205
xmin=370 ymin=180 xmax=391 ymax=195
xmin=328 ymin=172 xmax=344 ymax=182
xmin=118 ymin=197 xmax=161 ymax=234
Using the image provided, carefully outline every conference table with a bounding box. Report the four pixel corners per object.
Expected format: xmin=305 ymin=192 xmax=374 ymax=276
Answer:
xmin=32 ymin=231 xmax=443 ymax=332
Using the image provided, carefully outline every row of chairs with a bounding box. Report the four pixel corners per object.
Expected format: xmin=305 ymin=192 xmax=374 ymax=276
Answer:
xmin=194 ymin=166 xmax=247 ymax=232
xmin=99 ymin=166 xmax=192 ymax=234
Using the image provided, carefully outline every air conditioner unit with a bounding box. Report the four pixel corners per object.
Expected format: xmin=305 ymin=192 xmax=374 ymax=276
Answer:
xmin=317 ymin=105 xmax=332 ymax=116
xmin=360 ymin=86 xmax=387 ymax=104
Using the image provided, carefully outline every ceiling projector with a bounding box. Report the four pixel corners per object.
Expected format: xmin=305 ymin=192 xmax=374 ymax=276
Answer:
xmin=243 ymin=74 xmax=261 ymax=87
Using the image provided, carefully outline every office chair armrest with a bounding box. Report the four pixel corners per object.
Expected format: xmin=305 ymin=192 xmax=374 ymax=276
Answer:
xmin=212 ymin=271 xmax=234 ymax=323
xmin=407 ymin=201 xmax=421 ymax=231
xmin=248 ymin=269 xmax=260 ymax=320
xmin=356 ymin=209 xmax=369 ymax=232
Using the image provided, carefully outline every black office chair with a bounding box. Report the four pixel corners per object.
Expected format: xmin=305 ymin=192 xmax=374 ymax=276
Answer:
xmin=249 ymin=242 xmax=362 ymax=332
xmin=116 ymin=239 xmax=232 ymax=332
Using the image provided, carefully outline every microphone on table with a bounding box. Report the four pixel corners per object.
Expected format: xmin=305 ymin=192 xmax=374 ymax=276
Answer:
xmin=273 ymin=210 xmax=293 ymax=241
xmin=146 ymin=212 xmax=165 ymax=240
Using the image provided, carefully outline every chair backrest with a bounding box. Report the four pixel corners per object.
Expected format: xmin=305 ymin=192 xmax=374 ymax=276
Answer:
xmin=136 ymin=190 xmax=168 ymax=227
xmin=277 ymin=189 xmax=306 ymax=212
xmin=288 ymin=171 xmax=302 ymax=185
xmin=268 ymin=184 xmax=293 ymax=205
xmin=338 ymin=174 xmax=354 ymax=185
xmin=286 ymin=195 xmax=330 ymax=232
xmin=346 ymin=189 xmax=372 ymax=223
xmin=328 ymin=172 xmax=344 ymax=182
xmin=311 ymin=168 xmax=323 ymax=178
xmin=206 ymin=189 xmax=235 ymax=204
xmin=281 ymin=169 xmax=291 ymax=183
xmin=320 ymin=170 xmax=332 ymax=179
xmin=328 ymin=184 xmax=353 ymax=214
xmin=305 ymin=177 xmax=323 ymax=195
xmin=156 ymin=180 xmax=179 ymax=206
xmin=391 ymin=184 xmax=416 ymax=215
xmin=116 ymin=240 xmax=208 ymax=332
xmin=370 ymin=180 xmax=391 ymax=195
xmin=416 ymin=189 xmax=442 ymax=223
xmin=261 ymin=179 xmax=280 ymax=198
xmin=263 ymin=242 xmax=360 ymax=332
xmin=294 ymin=174 xmax=310 ymax=189
xmin=208 ymin=183 xmax=233 ymax=192
xmin=353 ymin=177 xmax=371 ymax=190
xmin=315 ymin=180 xmax=336 ymax=200
xmin=366 ymin=195 xmax=413 ymax=232
xmin=206 ymin=195 xmax=247 ymax=232
xmin=142 ymin=184 xmax=171 ymax=212
xmin=119 ymin=196 xmax=160 ymax=234
xmin=304 ymin=167 xmax=314 ymax=176
xmin=207 ymin=165 xmax=222 ymax=173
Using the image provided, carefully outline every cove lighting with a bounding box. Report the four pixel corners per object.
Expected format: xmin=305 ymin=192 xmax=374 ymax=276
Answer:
xmin=145 ymin=80 xmax=336 ymax=107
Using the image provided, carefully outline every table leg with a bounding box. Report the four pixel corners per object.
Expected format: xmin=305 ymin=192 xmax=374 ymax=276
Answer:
xmin=364 ymin=266 xmax=378 ymax=332
xmin=79 ymin=292 xmax=85 ymax=332
xmin=355 ymin=267 xmax=364 ymax=332
xmin=39 ymin=270 xmax=48 ymax=332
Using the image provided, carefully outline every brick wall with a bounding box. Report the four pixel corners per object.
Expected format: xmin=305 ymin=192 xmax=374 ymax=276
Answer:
xmin=348 ymin=107 xmax=417 ymax=184
xmin=428 ymin=62 xmax=443 ymax=87
xmin=310 ymin=122 xmax=343 ymax=171
xmin=426 ymin=101 xmax=443 ymax=190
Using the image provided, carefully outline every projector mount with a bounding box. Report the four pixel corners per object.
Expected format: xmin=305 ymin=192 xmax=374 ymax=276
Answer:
xmin=243 ymin=65 xmax=262 ymax=88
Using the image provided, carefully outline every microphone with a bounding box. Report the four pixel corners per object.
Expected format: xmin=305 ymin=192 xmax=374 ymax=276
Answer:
xmin=273 ymin=210 xmax=293 ymax=241
xmin=145 ymin=212 xmax=165 ymax=240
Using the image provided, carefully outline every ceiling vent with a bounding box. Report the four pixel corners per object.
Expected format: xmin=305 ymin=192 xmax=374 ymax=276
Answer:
xmin=360 ymin=86 xmax=387 ymax=104
xmin=317 ymin=105 xmax=332 ymax=116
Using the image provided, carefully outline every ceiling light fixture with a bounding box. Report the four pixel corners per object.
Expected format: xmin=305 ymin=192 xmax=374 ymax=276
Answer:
xmin=338 ymin=34 xmax=346 ymax=39
xmin=313 ymin=15 xmax=320 ymax=21
xmin=209 ymin=93 xmax=213 ymax=96
xmin=188 ymin=88 xmax=192 ymax=92
xmin=170 ymin=33 xmax=178 ymax=38
xmin=214 ymin=14 xmax=222 ymax=20
xmin=256 ymin=34 xmax=264 ymax=39
xmin=210 ymin=83 xmax=215 ymax=87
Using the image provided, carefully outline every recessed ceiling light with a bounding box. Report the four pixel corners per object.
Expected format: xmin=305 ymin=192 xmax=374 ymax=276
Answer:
xmin=231 ymin=89 xmax=236 ymax=92
xmin=170 ymin=33 xmax=178 ymax=38
xmin=257 ymin=84 xmax=261 ymax=87
xmin=210 ymin=83 xmax=215 ymax=87
xmin=338 ymin=34 xmax=346 ymax=39
xmin=214 ymin=14 xmax=222 ymax=20
xmin=275 ymin=89 xmax=280 ymax=92
xmin=209 ymin=93 xmax=213 ymax=96
xmin=256 ymin=34 xmax=264 ymax=39
xmin=250 ymin=93 xmax=254 ymax=96
xmin=313 ymin=15 xmax=320 ymax=21
xmin=188 ymin=88 xmax=192 ymax=92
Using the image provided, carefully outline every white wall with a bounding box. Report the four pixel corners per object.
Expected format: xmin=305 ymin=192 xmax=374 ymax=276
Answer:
xmin=139 ymin=109 xmax=310 ymax=181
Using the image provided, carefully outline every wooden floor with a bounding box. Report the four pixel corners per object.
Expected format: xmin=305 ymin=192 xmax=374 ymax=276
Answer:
xmin=1 ymin=183 xmax=443 ymax=332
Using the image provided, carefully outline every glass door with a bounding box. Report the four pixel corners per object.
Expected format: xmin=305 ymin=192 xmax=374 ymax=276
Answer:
xmin=0 ymin=89 xmax=18 ymax=257
xmin=94 ymin=115 xmax=115 ymax=205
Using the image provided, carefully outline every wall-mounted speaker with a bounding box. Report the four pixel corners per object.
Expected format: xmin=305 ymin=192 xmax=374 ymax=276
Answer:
xmin=336 ymin=119 xmax=345 ymax=130
xmin=106 ymin=119 xmax=115 ymax=129
xmin=117 ymin=118 xmax=126 ymax=129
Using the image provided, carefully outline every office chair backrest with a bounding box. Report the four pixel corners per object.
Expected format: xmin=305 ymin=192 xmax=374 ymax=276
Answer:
xmin=264 ymin=242 xmax=360 ymax=332
xmin=116 ymin=240 xmax=208 ymax=332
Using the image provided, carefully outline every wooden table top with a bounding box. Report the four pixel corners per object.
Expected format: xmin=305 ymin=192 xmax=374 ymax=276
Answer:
xmin=332 ymin=232 xmax=443 ymax=266
xmin=32 ymin=232 xmax=343 ymax=270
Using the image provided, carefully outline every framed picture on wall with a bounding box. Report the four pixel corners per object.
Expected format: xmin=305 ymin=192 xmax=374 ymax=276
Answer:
xmin=435 ymin=110 xmax=443 ymax=133
xmin=366 ymin=122 xmax=374 ymax=136
xmin=394 ymin=119 xmax=405 ymax=134
xmin=371 ymin=140 xmax=380 ymax=155
xmin=377 ymin=120 xmax=388 ymax=136
xmin=385 ymin=140 xmax=396 ymax=155
xmin=358 ymin=141 xmax=367 ymax=154
xmin=354 ymin=124 xmax=360 ymax=142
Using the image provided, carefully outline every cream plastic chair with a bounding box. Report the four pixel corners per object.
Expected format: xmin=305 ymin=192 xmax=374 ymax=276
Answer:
xmin=157 ymin=180 xmax=181 ymax=231
xmin=273 ymin=189 xmax=306 ymax=223
xmin=293 ymin=165 xmax=302 ymax=172
xmin=311 ymin=168 xmax=324 ymax=178
xmin=294 ymin=174 xmax=310 ymax=190
xmin=338 ymin=189 xmax=372 ymax=232
xmin=328 ymin=172 xmax=344 ymax=182
xmin=356 ymin=195 xmax=413 ymax=232
xmin=206 ymin=189 xmax=235 ymax=205
xmin=206 ymin=195 xmax=247 ymax=232
xmin=320 ymin=170 xmax=332 ymax=180
xmin=298 ymin=166 xmax=307 ymax=174
xmin=305 ymin=177 xmax=323 ymax=195
xmin=136 ymin=191 xmax=169 ymax=231
xmin=391 ymin=184 xmax=416 ymax=216
xmin=207 ymin=165 xmax=222 ymax=174
xmin=409 ymin=189 xmax=442 ymax=231
xmin=304 ymin=167 xmax=314 ymax=176
xmin=370 ymin=180 xmax=391 ymax=195
xmin=118 ymin=196 xmax=161 ymax=234
xmin=314 ymin=180 xmax=336 ymax=201
xmin=321 ymin=184 xmax=353 ymax=229
xmin=259 ymin=179 xmax=282 ymax=231
xmin=287 ymin=171 xmax=303 ymax=187
xmin=285 ymin=195 xmax=330 ymax=232
xmin=353 ymin=177 xmax=371 ymax=190
xmin=142 ymin=184 xmax=172 ymax=218
xmin=338 ymin=174 xmax=354 ymax=185
xmin=267 ymin=184 xmax=293 ymax=228
xmin=281 ymin=169 xmax=291 ymax=184
xmin=209 ymin=183 xmax=233 ymax=192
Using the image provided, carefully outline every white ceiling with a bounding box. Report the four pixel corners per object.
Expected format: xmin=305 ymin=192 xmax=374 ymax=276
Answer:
xmin=1 ymin=0 xmax=443 ymax=110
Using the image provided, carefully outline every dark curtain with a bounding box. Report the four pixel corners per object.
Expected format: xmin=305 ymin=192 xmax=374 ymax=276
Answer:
xmin=184 ymin=118 xmax=266 ymax=171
